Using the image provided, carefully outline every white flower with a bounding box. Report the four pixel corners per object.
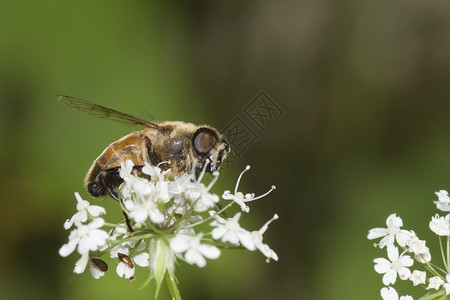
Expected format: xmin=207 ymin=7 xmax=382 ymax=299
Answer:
xmin=373 ymin=245 xmax=413 ymax=285
xmin=142 ymin=163 xmax=172 ymax=203
xmin=444 ymin=274 xmax=450 ymax=295
xmin=116 ymin=252 xmax=149 ymax=278
xmin=124 ymin=198 xmax=165 ymax=225
xmin=113 ymin=241 xmax=149 ymax=278
xmin=59 ymin=218 xmax=110 ymax=256
xmin=119 ymin=159 xmax=135 ymax=179
xmin=74 ymin=253 xmax=90 ymax=274
xmin=222 ymin=166 xmax=275 ymax=213
xmin=64 ymin=192 xmax=105 ymax=229
xmin=73 ymin=254 xmax=107 ymax=279
xmin=119 ymin=160 xmax=156 ymax=200
xmin=435 ymin=190 xmax=450 ymax=211
xmin=185 ymin=180 xmax=219 ymax=212
xmin=89 ymin=257 xmax=108 ymax=279
xmin=142 ymin=162 xmax=170 ymax=182
xmin=367 ymin=214 xmax=415 ymax=248
xmin=409 ymin=270 xmax=426 ymax=286
xmin=170 ymin=234 xmax=220 ymax=267
xmin=427 ymin=276 xmax=444 ymax=290
xmin=251 ymin=214 xmax=279 ymax=261
xmin=407 ymin=237 xmax=431 ymax=263
xmin=210 ymin=212 xmax=255 ymax=250
xmin=380 ymin=287 xmax=413 ymax=300
xmin=429 ymin=214 xmax=450 ymax=236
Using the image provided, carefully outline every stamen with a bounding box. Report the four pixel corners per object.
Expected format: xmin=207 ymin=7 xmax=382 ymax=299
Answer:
xmin=259 ymin=214 xmax=279 ymax=235
xmin=197 ymin=159 xmax=209 ymax=182
xmin=246 ymin=185 xmax=276 ymax=202
xmin=157 ymin=161 xmax=170 ymax=168
xmin=206 ymin=172 xmax=219 ymax=191
xmin=235 ymin=165 xmax=251 ymax=194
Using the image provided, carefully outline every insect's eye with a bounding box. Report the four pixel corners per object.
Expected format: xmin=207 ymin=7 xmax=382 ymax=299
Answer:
xmin=193 ymin=128 xmax=218 ymax=154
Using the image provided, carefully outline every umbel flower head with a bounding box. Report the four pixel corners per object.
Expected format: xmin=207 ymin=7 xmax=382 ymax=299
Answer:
xmin=59 ymin=161 xmax=278 ymax=299
xmin=367 ymin=189 xmax=450 ymax=300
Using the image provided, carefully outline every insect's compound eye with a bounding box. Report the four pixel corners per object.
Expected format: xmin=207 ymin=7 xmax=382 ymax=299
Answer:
xmin=193 ymin=128 xmax=218 ymax=154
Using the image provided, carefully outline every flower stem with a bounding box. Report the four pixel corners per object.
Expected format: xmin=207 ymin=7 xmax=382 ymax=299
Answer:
xmin=439 ymin=236 xmax=448 ymax=272
xmin=165 ymin=271 xmax=182 ymax=300
xmin=447 ymin=235 xmax=450 ymax=273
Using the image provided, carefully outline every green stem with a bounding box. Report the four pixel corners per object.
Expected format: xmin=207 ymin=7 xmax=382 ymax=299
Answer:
xmin=439 ymin=236 xmax=448 ymax=272
xmin=423 ymin=258 xmax=446 ymax=279
xmin=447 ymin=235 xmax=450 ymax=274
xmin=102 ymin=222 xmax=127 ymax=229
xmin=165 ymin=271 xmax=182 ymax=300
xmin=108 ymin=233 xmax=155 ymax=247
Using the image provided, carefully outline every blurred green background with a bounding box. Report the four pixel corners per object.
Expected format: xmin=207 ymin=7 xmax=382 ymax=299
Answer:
xmin=1 ymin=1 xmax=450 ymax=299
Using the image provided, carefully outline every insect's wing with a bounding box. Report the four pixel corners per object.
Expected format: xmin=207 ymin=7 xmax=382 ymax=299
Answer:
xmin=58 ymin=95 xmax=162 ymax=130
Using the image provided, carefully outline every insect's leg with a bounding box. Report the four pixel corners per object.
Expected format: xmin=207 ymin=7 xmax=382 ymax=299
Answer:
xmin=102 ymin=167 xmax=134 ymax=233
xmin=102 ymin=166 xmax=147 ymax=233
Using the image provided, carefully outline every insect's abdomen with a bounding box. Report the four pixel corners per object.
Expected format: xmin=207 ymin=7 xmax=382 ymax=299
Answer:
xmin=84 ymin=132 xmax=147 ymax=198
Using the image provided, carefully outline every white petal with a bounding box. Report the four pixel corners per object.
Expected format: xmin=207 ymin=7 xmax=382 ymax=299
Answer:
xmin=211 ymin=226 xmax=227 ymax=240
xmin=185 ymin=249 xmax=206 ymax=267
xmin=78 ymin=237 xmax=97 ymax=254
xmin=383 ymin=269 xmax=397 ymax=285
xmin=387 ymin=213 xmax=403 ymax=228
xmin=258 ymin=243 xmax=278 ymax=261
xmin=379 ymin=235 xmax=395 ymax=248
xmin=130 ymin=209 xmax=148 ymax=223
xmin=410 ymin=270 xmax=426 ymax=286
xmin=87 ymin=205 xmax=106 ymax=217
xmin=133 ymin=252 xmax=150 ymax=267
xmin=59 ymin=239 xmax=78 ymax=257
xmin=367 ymin=228 xmax=388 ymax=240
xmin=444 ymin=283 xmax=450 ymax=295
xmin=74 ymin=192 xmax=84 ymax=204
xmin=77 ymin=211 xmax=88 ymax=223
xmin=170 ymin=236 xmax=190 ymax=253
xmin=89 ymin=230 xmax=109 ymax=245
xmin=89 ymin=264 xmax=105 ymax=279
xmin=435 ymin=201 xmax=450 ymax=212
xmin=74 ymin=254 xmax=89 ymax=274
xmin=387 ymin=246 xmax=399 ymax=261
xmin=149 ymin=208 xmax=165 ymax=224
xmin=198 ymin=245 xmax=221 ymax=259
xmin=222 ymin=231 xmax=240 ymax=245
xmin=380 ymin=287 xmax=398 ymax=300
xmin=123 ymin=265 xmax=135 ymax=278
xmin=374 ymin=258 xmax=390 ymax=274
xmin=398 ymin=267 xmax=411 ymax=280
xmin=396 ymin=231 xmax=413 ymax=247
xmin=64 ymin=218 xmax=74 ymax=230
xmin=89 ymin=218 xmax=105 ymax=229
xmin=116 ymin=262 xmax=134 ymax=278
xmin=238 ymin=231 xmax=256 ymax=251
xmin=399 ymin=255 xmax=413 ymax=267
xmin=116 ymin=262 xmax=126 ymax=277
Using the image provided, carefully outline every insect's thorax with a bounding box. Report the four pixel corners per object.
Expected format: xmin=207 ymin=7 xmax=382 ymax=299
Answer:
xmin=87 ymin=122 xmax=200 ymax=183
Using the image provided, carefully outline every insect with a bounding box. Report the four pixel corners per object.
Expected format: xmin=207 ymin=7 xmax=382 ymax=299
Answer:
xmin=58 ymin=95 xmax=231 ymax=202
xmin=117 ymin=253 xmax=134 ymax=269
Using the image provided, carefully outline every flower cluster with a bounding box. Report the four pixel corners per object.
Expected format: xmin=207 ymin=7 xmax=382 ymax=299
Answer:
xmin=368 ymin=190 xmax=450 ymax=300
xmin=59 ymin=161 xmax=278 ymax=299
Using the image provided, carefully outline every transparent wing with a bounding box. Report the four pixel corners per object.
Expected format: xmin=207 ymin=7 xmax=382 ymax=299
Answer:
xmin=58 ymin=95 xmax=162 ymax=130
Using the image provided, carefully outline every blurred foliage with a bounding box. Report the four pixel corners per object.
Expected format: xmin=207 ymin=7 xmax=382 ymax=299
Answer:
xmin=1 ymin=0 xmax=450 ymax=299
